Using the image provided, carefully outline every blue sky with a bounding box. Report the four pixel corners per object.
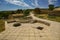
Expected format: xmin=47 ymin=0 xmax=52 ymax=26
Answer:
xmin=0 ymin=0 xmax=60 ymax=11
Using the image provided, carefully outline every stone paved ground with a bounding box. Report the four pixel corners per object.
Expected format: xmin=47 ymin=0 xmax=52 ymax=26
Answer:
xmin=0 ymin=21 xmax=60 ymax=40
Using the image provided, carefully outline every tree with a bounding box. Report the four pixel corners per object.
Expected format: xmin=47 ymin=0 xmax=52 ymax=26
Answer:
xmin=16 ymin=9 xmax=23 ymax=13
xmin=49 ymin=4 xmax=54 ymax=11
xmin=11 ymin=11 xmax=15 ymax=14
xmin=34 ymin=8 xmax=41 ymax=14
xmin=0 ymin=11 xmax=12 ymax=19
xmin=24 ymin=9 xmax=30 ymax=16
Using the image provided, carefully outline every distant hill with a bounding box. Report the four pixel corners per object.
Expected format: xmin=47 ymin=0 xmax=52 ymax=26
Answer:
xmin=55 ymin=6 xmax=60 ymax=8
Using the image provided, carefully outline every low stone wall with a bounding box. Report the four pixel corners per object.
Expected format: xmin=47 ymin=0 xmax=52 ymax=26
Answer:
xmin=19 ymin=19 xmax=50 ymax=26
xmin=36 ymin=20 xmax=50 ymax=26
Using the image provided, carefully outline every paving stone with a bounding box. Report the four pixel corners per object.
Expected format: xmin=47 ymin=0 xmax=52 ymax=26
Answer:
xmin=0 ymin=21 xmax=60 ymax=40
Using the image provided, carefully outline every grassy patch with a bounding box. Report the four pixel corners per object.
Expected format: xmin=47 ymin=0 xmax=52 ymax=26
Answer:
xmin=0 ymin=20 xmax=5 ymax=33
xmin=35 ymin=14 xmax=48 ymax=19
xmin=48 ymin=16 xmax=60 ymax=22
xmin=35 ymin=14 xmax=60 ymax=22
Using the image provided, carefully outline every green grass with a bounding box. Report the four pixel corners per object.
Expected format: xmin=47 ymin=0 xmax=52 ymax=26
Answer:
xmin=35 ymin=14 xmax=60 ymax=22
xmin=48 ymin=16 xmax=60 ymax=22
xmin=0 ymin=20 xmax=5 ymax=33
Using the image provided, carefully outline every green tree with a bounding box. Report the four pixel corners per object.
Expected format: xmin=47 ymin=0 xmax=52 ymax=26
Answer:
xmin=24 ymin=9 xmax=31 ymax=16
xmin=0 ymin=11 xmax=11 ymax=19
xmin=11 ymin=11 xmax=15 ymax=14
xmin=16 ymin=9 xmax=23 ymax=13
xmin=34 ymin=8 xmax=41 ymax=14
xmin=49 ymin=4 xmax=54 ymax=11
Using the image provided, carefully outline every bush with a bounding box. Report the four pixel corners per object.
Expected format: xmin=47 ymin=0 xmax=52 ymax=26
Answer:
xmin=39 ymin=16 xmax=44 ymax=18
xmin=0 ymin=20 xmax=5 ymax=32
xmin=0 ymin=11 xmax=11 ymax=19
xmin=34 ymin=8 xmax=41 ymax=14
xmin=16 ymin=9 xmax=23 ymax=13
xmin=24 ymin=9 xmax=31 ymax=16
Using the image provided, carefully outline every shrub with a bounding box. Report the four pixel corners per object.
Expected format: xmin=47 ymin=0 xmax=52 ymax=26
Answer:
xmin=16 ymin=9 xmax=23 ymax=13
xmin=24 ymin=9 xmax=31 ymax=16
xmin=34 ymin=8 xmax=41 ymax=14
xmin=0 ymin=20 xmax=5 ymax=32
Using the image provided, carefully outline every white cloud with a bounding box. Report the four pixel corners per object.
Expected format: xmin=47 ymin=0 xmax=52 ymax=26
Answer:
xmin=30 ymin=0 xmax=40 ymax=8
xmin=48 ymin=0 xmax=52 ymax=4
xmin=31 ymin=0 xmax=40 ymax=8
xmin=28 ymin=0 xmax=35 ymax=7
xmin=5 ymin=0 xmax=32 ymax=8
xmin=5 ymin=0 xmax=52 ymax=8
xmin=35 ymin=0 xmax=38 ymax=6
xmin=48 ymin=0 xmax=57 ymax=4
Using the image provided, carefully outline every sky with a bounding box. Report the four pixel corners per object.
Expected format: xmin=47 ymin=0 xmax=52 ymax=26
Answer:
xmin=0 ymin=0 xmax=60 ymax=11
